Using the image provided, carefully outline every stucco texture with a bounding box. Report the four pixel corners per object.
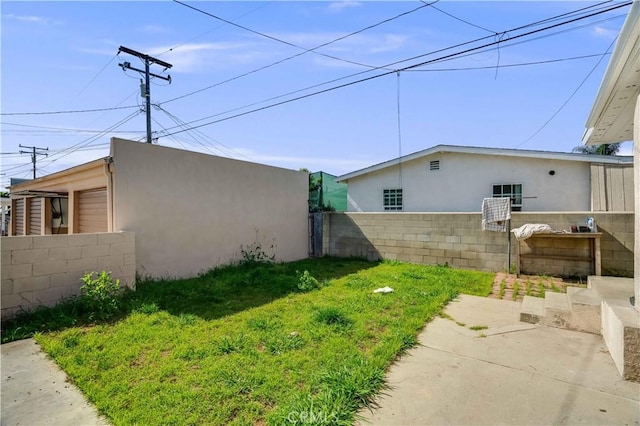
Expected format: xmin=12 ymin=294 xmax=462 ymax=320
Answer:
xmin=110 ymin=138 xmax=308 ymax=278
xmin=346 ymin=152 xmax=592 ymax=212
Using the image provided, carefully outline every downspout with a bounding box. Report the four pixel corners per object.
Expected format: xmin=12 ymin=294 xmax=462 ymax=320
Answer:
xmin=104 ymin=157 xmax=115 ymax=232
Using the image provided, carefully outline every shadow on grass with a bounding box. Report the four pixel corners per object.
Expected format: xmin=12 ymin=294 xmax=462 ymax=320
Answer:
xmin=128 ymin=257 xmax=377 ymax=321
xmin=1 ymin=257 xmax=377 ymax=343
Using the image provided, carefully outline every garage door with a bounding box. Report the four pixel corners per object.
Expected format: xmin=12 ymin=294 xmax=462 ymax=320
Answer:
xmin=14 ymin=198 xmax=25 ymax=235
xmin=29 ymin=198 xmax=42 ymax=235
xmin=78 ymin=188 xmax=108 ymax=233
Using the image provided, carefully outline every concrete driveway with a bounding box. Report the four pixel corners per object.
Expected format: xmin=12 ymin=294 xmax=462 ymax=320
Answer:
xmin=1 ymin=339 xmax=108 ymax=426
xmin=358 ymin=295 xmax=640 ymax=425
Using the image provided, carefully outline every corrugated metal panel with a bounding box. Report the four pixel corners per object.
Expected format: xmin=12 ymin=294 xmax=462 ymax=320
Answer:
xmin=29 ymin=198 xmax=42 ymax=235
xmin=14 ymin=198 xmax=25 ymax=235
xmin=78 ymin=188 xmax=107 ymax=233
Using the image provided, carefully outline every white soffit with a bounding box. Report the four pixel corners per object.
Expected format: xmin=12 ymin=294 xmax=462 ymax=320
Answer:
xmin=583 ymin=0 xmax=640 ymax=145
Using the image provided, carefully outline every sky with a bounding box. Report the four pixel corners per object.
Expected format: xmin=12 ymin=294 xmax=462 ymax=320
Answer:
xmin=1 ymin=1 xmax=635 ymax=189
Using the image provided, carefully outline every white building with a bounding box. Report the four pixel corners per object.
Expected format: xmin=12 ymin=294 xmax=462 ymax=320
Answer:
xmin=338 ymin=145 xmax=633 ymax=213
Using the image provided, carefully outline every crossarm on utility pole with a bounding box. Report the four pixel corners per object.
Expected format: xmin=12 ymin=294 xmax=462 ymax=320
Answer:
xmin=117 ymin=46 xmax=173 ymax=143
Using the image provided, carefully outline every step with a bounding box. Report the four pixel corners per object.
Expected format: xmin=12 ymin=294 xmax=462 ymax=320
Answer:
xmin=540 ymin=291 xmax=600 ymax=335
xmin=567 ymin=286 xmax=600 ymax=308
xmin=520 ymin=291 xmax=602 ymax=335
xmin=544 ymin=291 xmax=569 ymax=312
xmin=520 ymin=296 xmax=544 ymax=324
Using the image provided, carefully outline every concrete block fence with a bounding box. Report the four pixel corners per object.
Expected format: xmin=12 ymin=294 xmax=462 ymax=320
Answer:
xmin=1 ymin=232 xmax=135 ymax=320
xmin=324 ymin=212 xmax=634 ymax=277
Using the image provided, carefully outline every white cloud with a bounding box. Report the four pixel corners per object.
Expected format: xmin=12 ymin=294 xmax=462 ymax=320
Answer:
xmin=228 ymin=148 xmax=372 ymax=174
xmin=367 ymin=34 xmax=409 ymax=54
xmin=142 ymin=24 xmax=171 ymax=34
xmin=592 ymin=25 xmax=618 ymax=39
xmin=4 ymin=14 xmax=49 ymax=23
xmin=75 ymin=47 xmax=117 ymax=56
xmin=146 ymin=141 xmax=370 ymax=174
xmin=146 ymin=42 xmax=265 ymax=73
xmin=269 ymin=31 xmax=409 ymax=57
xmin=75 ymin=41 xmax=262 ymax=73
xmin=328 ymin=1 xmax=363 ymax=13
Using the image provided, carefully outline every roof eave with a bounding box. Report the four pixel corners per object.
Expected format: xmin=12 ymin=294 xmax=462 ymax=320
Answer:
xmin=583 ymin=0 xmax=640 ymax=145
xmin=337 ymin=145 xmax=632 ymax=182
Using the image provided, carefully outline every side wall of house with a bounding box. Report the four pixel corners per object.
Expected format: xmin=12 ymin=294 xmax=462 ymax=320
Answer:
xmin=110 ymin=138 xmax=308 ymax=278
xmin=1 ymin=232 xmax=135 ymax=320
xmin=346 ymin=152 xmax=592 ymax=212
xmin=326 ymin=212 xmax=633 ymax=277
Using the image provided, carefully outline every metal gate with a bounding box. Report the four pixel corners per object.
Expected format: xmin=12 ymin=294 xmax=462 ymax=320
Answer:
xmin=308 ymin=212 xmax=323 ymax=258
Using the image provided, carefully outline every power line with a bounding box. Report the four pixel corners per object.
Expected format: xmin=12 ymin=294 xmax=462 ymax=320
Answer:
xmin=1 ymin=105 xmax=139 ymax=116
xmin=1 ymin=122 xmax=141 ymax=134
xmin=172 ymin=0 xmax=410 ymax=70
xmin=160 ymin=4 xmax=626 ymax=133
xmin=117 ymin=45 xmax=173 ymax=143
xmin=155 ymin=105 xmax=253 ymax=160
xmin=156 ymin=1 xmax=273 ymax=57
xmin=1 ymin=143 xmax=110 ymax=157
xmin=404 ymin=52 xmax=612 ymax=72
xmin=515 ymin=36 xmax=618 ymax=148
xmin=163 ymin=0 xmax=616 ymax=107
xmin=75 ymin=54 xmax=118 ymax=98
xmin=161 ymin=1 xmax=434 ymax=105
xmin=159 ymin=1 xmax=631 ymax=137
xmin=18 ymin=145 xmax=48 ymax=179
xmin=422 ymin=1 xmax=496 ymax=34
xmin=36 ymin=111 xmax=141 ymax=169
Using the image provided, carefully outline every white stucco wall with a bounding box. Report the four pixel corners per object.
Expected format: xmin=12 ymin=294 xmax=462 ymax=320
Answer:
xmin=110 ymin=138 xmax=308 ymax=278
xmin=346 ymin=152 xmax=592 ymax=212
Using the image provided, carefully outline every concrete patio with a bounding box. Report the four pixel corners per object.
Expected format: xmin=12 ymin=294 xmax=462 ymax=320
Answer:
xmin=358 ymin=295 xmax=639 ymax=425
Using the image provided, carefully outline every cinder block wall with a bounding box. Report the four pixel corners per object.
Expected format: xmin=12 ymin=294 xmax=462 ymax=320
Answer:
xmin=326 ymin=212 xmax=633 ymax=277
xmin=1 ymin=232 xmax=135 ymax=320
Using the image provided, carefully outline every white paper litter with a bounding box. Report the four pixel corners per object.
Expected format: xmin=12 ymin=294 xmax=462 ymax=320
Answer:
xmin=373 ymin=286 xmax=394 ymax=294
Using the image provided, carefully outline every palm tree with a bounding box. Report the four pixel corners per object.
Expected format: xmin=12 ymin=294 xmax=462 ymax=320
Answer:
xmin=572 ymin=143 xmax=621 ymax=155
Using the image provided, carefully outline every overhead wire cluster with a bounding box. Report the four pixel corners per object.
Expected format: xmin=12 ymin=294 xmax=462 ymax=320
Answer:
xmin=154 ymin=0 xmax=630 ymax=138
xmin=1 ymin=0 xmax=630 ymax=185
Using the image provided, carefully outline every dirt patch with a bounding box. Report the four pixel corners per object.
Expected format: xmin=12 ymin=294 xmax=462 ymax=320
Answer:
xmin=489 ymin=272 xmax=586 ymax=302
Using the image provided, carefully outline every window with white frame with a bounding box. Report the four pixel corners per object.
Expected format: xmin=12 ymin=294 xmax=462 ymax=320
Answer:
xmin=492 ymin=184 xmax=522 ymax=211
xmin=383 ymin=189 xmax=403 ymax=211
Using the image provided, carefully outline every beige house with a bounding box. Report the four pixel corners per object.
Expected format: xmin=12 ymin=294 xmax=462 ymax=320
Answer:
xmin=8 ymin=138 xmax=309 ymax=278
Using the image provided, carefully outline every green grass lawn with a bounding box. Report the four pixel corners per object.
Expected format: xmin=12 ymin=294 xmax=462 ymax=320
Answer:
xmin=19 ymin=258 xmax=493 ymax=425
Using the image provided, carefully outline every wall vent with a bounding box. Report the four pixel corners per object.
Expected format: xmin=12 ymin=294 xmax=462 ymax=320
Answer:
xmin=429 ymin=160 xmax=440 ymax=171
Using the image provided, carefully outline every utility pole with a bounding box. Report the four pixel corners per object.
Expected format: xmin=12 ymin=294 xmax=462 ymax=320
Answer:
xmin=19 ymin=145 xmax=48 ymax=179
xmin=117 ymin=46 xmax=172 ymax=143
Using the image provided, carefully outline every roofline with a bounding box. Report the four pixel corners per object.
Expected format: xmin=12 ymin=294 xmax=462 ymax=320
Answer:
xmin=583 ymin=0 xmax=640 ymax=145
xmin=337 ymin=144 xmax=633 ymax=182
xmin=8 ymin=157 xmax=108 ymax=191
